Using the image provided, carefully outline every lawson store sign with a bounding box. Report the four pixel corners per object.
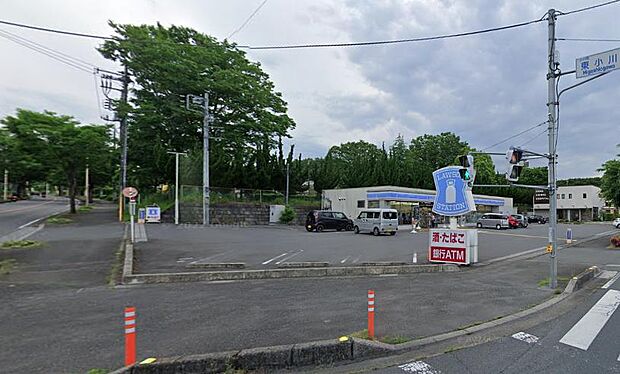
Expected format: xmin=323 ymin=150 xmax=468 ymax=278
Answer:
xmin=366 ymin=191 xmax=504 ymax=207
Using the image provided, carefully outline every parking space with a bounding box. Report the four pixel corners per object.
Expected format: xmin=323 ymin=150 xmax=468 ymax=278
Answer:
xmin=133 ymin=222 xmax=615 ymax=274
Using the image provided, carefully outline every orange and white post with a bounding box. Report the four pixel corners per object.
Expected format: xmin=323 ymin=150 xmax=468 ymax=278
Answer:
xmin=124 ymin=306 xmax=136 ymax=366
xmin=367 ymin=290 xmax=375 ymax=339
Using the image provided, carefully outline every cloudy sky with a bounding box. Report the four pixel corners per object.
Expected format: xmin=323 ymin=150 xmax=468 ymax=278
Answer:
xmin=1 ymin=0 xmax=619 ymax=179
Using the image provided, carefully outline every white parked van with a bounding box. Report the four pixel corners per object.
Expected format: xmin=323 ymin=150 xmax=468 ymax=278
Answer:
xmin=353 ymin=208 xmax=399 ymax=236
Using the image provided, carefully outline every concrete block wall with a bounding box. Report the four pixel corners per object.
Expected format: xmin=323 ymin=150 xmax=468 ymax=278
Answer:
xmin=178 ymin=203 xmax=318 ymax=225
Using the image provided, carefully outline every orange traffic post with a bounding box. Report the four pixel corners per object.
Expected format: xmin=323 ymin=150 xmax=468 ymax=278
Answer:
xmin=124 ymin=306 xmax=136 ymax=366
xmin=367 ymin=290 xmax=375 ymax=339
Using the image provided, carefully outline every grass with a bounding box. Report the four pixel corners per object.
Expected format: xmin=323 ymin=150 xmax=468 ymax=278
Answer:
xmin=78 ymin=205 xmax=94 ymax=212
xmin=347 ymin=329 xmax=411 ymax=344
xmin=107 ymin=242 xmax=125 ymax=286
xmin=537 ymin=276 xmax=571 ymax=288
xmin=1 ymin=240 xmax=42 ymax=249
xmin=47 ymin=216 xmax=73 ymax=224
xmin=0 ymin=259 xmax=16 ymax=274
xmin=86 ymin=369 xmax=108 ymax=374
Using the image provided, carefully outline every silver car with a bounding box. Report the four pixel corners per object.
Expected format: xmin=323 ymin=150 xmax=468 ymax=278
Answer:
xmin=476 ymin=213 xmax=510 ymax=230
xmin=512 ymin=214 xmax=528 ymax=228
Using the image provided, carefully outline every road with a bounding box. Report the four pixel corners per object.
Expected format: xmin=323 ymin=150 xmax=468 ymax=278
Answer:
xmin=0 ymin=198 xmax=68 ymax=237
xmin=380 ymin=270 xmax=620 ymax=373
xmin=135 ymin=222 xmax=617 ymax=274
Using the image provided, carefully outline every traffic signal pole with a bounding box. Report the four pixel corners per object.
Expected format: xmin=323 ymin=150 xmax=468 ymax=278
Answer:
xmin=547 ymin=9 xmax=559 ymax=289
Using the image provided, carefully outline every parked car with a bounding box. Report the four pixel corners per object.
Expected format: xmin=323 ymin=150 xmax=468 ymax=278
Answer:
xmin=613 ymin=217 xmax=620 ymax=229
xmin=353 ymin=208 xmax=399 ymax=236
xmin=305 ymin=210 xmax=353 ymax=232
xmin=511 ymin=214 xmax=529 ymax=228
xmin=508 ymin=215 xmax=520 ymax=229
xmin=527 ymin=215 xmax=548 ymax=224
xmin=476 ymin=213 xmax=510 ymax=230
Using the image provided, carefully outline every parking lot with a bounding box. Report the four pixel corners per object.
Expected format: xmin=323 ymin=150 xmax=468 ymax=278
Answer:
xmin=134 ymin=222 xmax=617 ymax=274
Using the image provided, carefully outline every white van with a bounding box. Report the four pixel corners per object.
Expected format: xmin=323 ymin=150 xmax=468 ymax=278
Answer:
xmin=353 ymin=208 xmax=399 ymax=236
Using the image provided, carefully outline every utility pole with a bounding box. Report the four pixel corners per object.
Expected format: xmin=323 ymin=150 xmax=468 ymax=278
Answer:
xmin=285 ymin=162 xmax=290 ymax=205
xmin=119 ymin=66 xmax=130 ymax=221
xmin=547 ymin=9 xmax=559 ymax=289
xmin=203 ymin=93 xmax=210 ymax=226
xmin=85 ymin=164 xmax=90 ymax=206
xmin=3 ymin=169 xmax=7 ymax=201
xmin=167 ymin=152 xmax=187 ymax=225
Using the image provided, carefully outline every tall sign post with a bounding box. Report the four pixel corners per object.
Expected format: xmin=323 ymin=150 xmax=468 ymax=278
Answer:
xmin=122 ymin=187 xmax=138 ymax=243
xmin=429 ymin=165 xmax=478 ymax=265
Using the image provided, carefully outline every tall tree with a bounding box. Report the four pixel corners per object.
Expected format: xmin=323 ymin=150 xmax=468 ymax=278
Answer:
xmin=409 ymin=133 xmax=469 ymax=189
xmin=600 ymin=146 xmax=620 ymax=208
xmin=98 ymin=22 xmax=295 ymax=190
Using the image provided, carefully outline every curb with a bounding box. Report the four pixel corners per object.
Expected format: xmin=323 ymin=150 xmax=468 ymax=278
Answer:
xmin=110 ymin=264 xmax=600 ymax=373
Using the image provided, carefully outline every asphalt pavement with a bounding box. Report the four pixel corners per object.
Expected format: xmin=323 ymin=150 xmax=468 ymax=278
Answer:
xmin=377 ymin=268 xmax=620 ymax=374
xmin=0 ymin=198 xmax=68 ymax=237
xmin=135 ymin=222 xmax=616 ymax=274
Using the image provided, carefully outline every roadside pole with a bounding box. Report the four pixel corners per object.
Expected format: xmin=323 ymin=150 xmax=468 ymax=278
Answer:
xmin=285 ymin=162 xmax=290 ymax=205
xmin=547 ymin=9 xmax=559 ymax=289
xmin=3 ymin=169 xmax=7 ymax=201
xmin=167 ymin=151 xmax=187 ymax=225
xmin=130 ymin=198 xmax=136 ymax=243
xmin=85 ymin=164 xmax=89 ymax=206
xmin=118 ymin=66 xmax=130 ymax=222
xmin=203 ymin=92 xmax=210 ymax=226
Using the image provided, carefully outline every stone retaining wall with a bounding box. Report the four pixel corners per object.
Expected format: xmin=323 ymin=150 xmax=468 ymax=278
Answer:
xmin=178 ymin=203 xmax=317 ymax=225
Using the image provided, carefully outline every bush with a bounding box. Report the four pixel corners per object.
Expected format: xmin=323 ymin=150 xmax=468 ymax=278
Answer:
xmin=279 ymin=206 xmax=296 ymax=224
xmin=611 ymin=235 xmax=620 ymax=248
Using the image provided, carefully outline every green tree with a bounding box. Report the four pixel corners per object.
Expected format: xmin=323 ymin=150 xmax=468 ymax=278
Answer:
xmin=600 ymin=146 xmax=620 ymax=207
xmin=409 ymin=133 xmax=469 ymax=189
xmin=98 ymin=22 xmax=295 ymax=190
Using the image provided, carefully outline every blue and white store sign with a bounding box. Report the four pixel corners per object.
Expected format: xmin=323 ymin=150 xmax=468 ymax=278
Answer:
xmin=431 ymin=166 xmax=475 ymax=216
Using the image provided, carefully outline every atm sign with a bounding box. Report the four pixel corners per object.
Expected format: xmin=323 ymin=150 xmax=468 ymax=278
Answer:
xmin=429 ymin=246 xmax=467 ymax=264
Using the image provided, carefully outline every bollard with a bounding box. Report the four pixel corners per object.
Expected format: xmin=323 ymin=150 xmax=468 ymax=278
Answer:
xmin=124 ymin=307 xmax=137 ymax=366
xmin=566 ymin=228 xmax=573 ymax=244
xmin=367 ymin=290 xmax=375 ymax=339
xmin=413 ymin=252 xmax=418 ymax=264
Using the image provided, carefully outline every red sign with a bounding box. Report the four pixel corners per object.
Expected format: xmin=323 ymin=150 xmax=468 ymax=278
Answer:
xmin=429 ymin=246 xmax=467 ymax=264
xmin=122 ymin=187 xmax=139 ymax=198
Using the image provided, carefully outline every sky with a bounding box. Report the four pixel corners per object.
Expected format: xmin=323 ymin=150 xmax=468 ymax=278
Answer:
xmin=0 ymin=0 xmax=619 ymax=179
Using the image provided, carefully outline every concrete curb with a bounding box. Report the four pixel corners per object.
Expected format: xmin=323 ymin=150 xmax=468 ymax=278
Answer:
xmin=123 ymin=263 xmax=459 ymax=284
xmin=122 ymin=241 xmax=134 ymax=279
xmin=110 ymin=264 xmax=601 ymax=374
xmin=186 ymin=262 xmax=246 ymax=269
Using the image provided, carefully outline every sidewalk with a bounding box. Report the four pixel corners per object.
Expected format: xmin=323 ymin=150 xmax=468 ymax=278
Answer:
xmin=0 ymin=212 xmax=615 ymax=373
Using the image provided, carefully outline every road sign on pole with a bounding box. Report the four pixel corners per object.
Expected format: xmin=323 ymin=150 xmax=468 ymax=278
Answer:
xmin=122 ymin=187 xmax=138 ymax=199
xmin=576 ymin=47 xmax=620 ymax=79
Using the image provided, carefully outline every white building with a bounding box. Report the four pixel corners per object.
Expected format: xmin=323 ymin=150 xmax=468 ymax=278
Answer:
xmin=533 ymin=185 xmax=605 ymax=221
xmin=322 ymin=185 xmax=514 ymax=221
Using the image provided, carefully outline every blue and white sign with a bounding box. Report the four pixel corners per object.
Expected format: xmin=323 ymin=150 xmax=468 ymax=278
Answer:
xmin=431 ymin=166 xmax=474 ymax=216
xmin=576 ymin=47 xmax=620 ymax=79
xmin=145 ymin=205 xmax=161 ymax=223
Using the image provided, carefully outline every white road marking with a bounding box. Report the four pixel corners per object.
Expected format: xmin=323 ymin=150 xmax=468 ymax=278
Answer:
xmin=380 ymin=274 xmax=398 ymax=277
xmin=399 ymin=360 xmax=441 ymax=373
xmin=598 ymin=270 xmax=617 ymax=279
xmin=606 ymin=264 xmax=620 ymax=267
xmin=352 ymin=257 xmax=360 ymax=264
xmin=261 ymin=253 xmax=288 ymax=265
xmin=340 ymin=256 xmax=350 ymax=264
xmin=512 ymin=331 xmax=539 ymax=344
xmin=560 ymin=289 xmax=620 ymax=350
xmin=618 ymin=352 xmax=620 ymax=362
xmin=275 ymin=249 xmax=304 ymax=265
xmin=602 ymin=272 xmax=620 ymax=289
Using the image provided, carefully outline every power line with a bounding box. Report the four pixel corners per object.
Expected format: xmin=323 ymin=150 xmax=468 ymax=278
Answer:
xmin=0 ymin=0 xmax=618 ymax=49
xmin=557 ymin=37 xmax=620 ymax=42
xmin=519 ymin=128 xmax=548 ymax=147
xmin=481 ymin=121 xmax=548 ymax=151
xmin=557 ymin=0 xmax=620 ymax=16
xmin=227 ymin=0 xmax=269 ymax=39
xmin=0 ymin=29 xmax=93 ymax=73
xmin=0 ymin=19 xmax=112 ymax=40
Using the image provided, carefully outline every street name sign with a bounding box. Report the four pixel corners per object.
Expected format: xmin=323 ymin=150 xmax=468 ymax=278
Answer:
xmin=431 ymin=166 xmax=475 ymax=216
xmin=576 ymin=47 xmax=620 ymax=79
xmin=428 ymin=228 xmax=478 ymax=265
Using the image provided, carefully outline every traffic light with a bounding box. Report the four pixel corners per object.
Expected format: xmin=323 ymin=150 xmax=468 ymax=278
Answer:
xmin=458 ymin=155 xmax=475 ymax=185
xmin=506 ymin=147 xmax=524 ymax=182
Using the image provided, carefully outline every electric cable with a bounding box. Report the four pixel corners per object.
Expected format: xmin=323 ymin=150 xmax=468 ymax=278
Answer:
xmin=481 ymin=121 xmax=548 ymax=151
xmin=557 ymin=0 xmax=620 ymax=16
xmin=557 ymin=37 xmax=620 ymax=42
xmin=0 ymin=19 xmax=112 ymax=40
xmin=227 ymin=0 xmax=269 ymax=39
xmin=519 ymin=128 xmax=548 ymax=147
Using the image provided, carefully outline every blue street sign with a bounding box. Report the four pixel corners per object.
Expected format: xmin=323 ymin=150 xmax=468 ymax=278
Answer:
xmin=431 ymin=166 xmax=472 ymax=216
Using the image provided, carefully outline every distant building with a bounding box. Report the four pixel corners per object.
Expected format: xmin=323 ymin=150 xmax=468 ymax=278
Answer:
xmin=322 ymin=185 xmax=514 ymax=220
xmin=533 ymin=185 xmax=605 ymax=221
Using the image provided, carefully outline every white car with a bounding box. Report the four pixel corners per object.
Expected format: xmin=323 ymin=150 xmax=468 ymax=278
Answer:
xmin=353 ymin=208 xmax=399 ymax=236
xmin=614 ymin=218 xmax=620 ymax=229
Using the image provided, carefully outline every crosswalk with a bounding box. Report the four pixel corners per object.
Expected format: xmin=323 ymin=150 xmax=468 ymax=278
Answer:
xmin=395 ymin=272 xmax=620 ymax=373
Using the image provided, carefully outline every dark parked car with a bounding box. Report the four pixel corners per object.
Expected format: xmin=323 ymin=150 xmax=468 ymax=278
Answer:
xmin=306 ymin=210 xmax=353 ymax=232
xmin=527 ymin=215 xmax=548 ymax=224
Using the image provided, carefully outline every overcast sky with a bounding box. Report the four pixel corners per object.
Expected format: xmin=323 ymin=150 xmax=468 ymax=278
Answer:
xmin=1 ymin=0 xmax=619 ymax=179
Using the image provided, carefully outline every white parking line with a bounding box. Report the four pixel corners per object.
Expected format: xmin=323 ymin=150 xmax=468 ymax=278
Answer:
xmin=261 ymin=253 xmax=288 ymax=265
xmin=512 ymin=331 xmax=539 ymax=344
xmin=352 ymin=257 xmax=360 ymax=263
xmin=340 ymin=256 xmax=350 ymax=264
xmin=275 ymin=250 xmax=304 ymax=265
xmin=399 ymin=360 xmax=441 ymax=373
xmin=602 ymin=272 xmax=620 ymax=289
xmin=560 ymin=290 xmax=620 ymax=350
